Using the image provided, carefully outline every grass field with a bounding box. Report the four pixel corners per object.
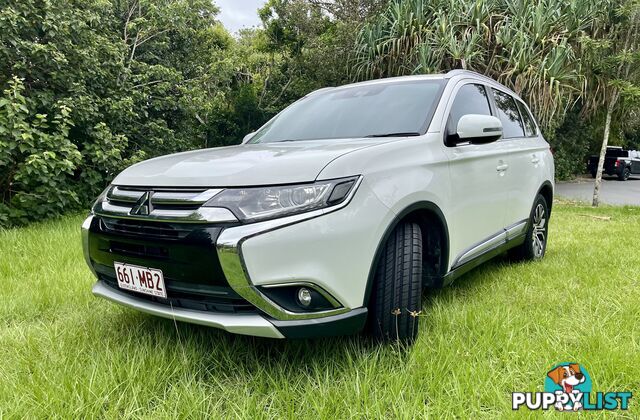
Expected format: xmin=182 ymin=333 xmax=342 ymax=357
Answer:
xmin=1 ymin=202 xmax=639 ymax=418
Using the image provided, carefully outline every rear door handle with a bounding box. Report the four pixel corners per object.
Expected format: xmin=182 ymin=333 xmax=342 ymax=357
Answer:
xmin=496 ymin=163 xmax=509 ymax=172
xmin=531 ymin=155 xmax=540 ymax=164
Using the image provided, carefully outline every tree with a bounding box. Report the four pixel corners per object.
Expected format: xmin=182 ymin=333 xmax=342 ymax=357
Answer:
xmin=353 ymin=0 xmax=601 ymax=129
xmin=254 ymin=0 xmax=383 ymax=115
xmin=582 ymin=0 xmax=640 ymax=206
xmin=0 ymin=0 xmax=242 ymax=225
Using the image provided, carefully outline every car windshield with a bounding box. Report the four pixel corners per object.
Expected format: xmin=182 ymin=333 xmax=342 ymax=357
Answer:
xmin=249 ymin=80 xmax=445 ymax=143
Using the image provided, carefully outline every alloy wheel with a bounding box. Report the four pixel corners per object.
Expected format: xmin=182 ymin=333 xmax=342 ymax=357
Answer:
xmin=532 ymin=203 xmax=546 ymax=258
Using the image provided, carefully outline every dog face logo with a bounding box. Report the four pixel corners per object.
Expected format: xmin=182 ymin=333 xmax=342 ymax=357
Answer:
xmin=547 ymin=363 xmax=586 ymax=393
xmin=545 ymin=363 xmax=591 ymax=411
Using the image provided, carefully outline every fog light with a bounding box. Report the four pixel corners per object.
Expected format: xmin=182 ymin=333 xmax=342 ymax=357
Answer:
xmin=297 ymin=288 xmax=312 ymax=307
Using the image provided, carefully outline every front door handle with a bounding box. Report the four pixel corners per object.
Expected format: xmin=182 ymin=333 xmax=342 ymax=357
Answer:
xmin=496 ymin=163 xmax=509 ymax=172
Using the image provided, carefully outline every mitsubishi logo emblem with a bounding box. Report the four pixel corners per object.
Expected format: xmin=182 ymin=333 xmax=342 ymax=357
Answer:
xmin=131 ymin=191 xmax=153 ymax=216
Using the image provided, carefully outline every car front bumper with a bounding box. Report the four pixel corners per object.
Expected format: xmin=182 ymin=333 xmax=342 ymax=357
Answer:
xmin=92 ymin=280 xmax=368 ymax=338
xmin=82 ymin=179 xmax=389 ymax=338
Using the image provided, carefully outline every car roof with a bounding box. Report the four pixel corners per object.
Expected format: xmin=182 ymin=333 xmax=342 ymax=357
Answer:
xmin=309 ymin=69 xmax=520 ymax=101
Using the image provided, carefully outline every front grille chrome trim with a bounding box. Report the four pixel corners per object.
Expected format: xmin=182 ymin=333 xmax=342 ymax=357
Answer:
xmin=94 ymin=200 xmax=238 ymax=223
xmin=98 ymin=186 xmax=233 ymax=223
xmin=107 ymin=186 xmax=222 ymax=206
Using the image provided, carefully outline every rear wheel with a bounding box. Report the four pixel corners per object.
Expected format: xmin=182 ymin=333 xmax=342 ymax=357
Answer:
xmin=510 ymin=194 xmax=549 ymax=261
xmin=618 ymin=167 xmax=631 ymax=181
xmin=369 ymin=222 xmax=423 ymax=342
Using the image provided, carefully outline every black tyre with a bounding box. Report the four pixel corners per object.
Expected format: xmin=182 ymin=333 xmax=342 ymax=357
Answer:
xmin=369 ymin=222 xmax=423 ymax=342
xmin=590 ymin=171 xmax=597 ymax=178
xmin=618 ymin=167 xmax=630 ymax=181
xmin=510 ymin=194 xmax=549 ymax=261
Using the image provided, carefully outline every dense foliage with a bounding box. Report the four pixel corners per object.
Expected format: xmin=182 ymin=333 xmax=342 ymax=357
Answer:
xmin=0 ymin=0 xmax=380 ymax=226
xmin=1 ymin=0 xmax=639 ymax=225
xmin=355 ymin=0 xmax=640 ymax=182
xmin=1 ymin=0 xmax=244 ymax=225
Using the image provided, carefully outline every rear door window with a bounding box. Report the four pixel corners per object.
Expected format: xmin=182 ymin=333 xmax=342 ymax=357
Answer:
xmin=492 ymin=89 xmax=525 ymax=139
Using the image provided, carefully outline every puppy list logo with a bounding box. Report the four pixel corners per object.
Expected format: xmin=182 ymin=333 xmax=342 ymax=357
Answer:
xmin=512 ymin=362 xmax=632 ymax=411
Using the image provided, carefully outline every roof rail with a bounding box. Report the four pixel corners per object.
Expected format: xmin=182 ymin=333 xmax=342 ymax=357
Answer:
xmin=445 ymin=69 xmax=518 ymax=96
xmin=445 ymin=69 xmax=495 ymax=82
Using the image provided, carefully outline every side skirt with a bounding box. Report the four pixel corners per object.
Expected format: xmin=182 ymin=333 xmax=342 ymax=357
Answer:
xmin=438 ymin=232 xmax=527 ymax=287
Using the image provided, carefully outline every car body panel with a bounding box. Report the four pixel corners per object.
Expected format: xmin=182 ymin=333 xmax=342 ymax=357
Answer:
xmin=317 ymin=134 xmax=454 ymax=267
xmin=501 ymin=137 xmax=554 ymax=224
xmin=240 ymin=179 xmax=392 ymax=309
xmin=112 ymin=138 xmax=394 ymax=187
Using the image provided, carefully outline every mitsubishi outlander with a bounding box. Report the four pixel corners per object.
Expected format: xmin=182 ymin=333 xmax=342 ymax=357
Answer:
xmin=82 ymin=70 xmax=554 ymax=342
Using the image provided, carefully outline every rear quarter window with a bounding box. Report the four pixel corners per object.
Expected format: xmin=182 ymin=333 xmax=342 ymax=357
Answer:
xmin=516 ymin=101 xmax=538 ymax=137
xmin=492 ymin=89 xmax=525 ymax=139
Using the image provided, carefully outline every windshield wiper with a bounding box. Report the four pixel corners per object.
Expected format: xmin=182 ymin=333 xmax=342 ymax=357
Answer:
xmin=364 ymin=132 xmax=421 ymax=138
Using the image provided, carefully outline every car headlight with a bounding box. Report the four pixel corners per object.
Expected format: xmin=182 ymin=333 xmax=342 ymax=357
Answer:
xmin=203 ymin=176 xmax=360 ymax=222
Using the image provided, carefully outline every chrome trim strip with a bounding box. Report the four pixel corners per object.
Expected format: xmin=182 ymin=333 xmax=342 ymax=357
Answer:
xmin=81 ymin=215 xmax=97 ymax=277
xmin=505 ymin=219 xmax=528 ymax=240
xmin=94 ymin=201 xmax=238 ymax=223
xmin=216 ymin=176 xmax=363 ymax=321
xmin=108 ymin=187 xmax=222 ymax=205
xmin=452 ymin=218 xmax=530 ymax=269
xmin=92 ymin=281 xmax=284 ymax=339
xmin=107 ymin=187 xmax=145 ymax=203
xmin=152 ymin=189 xmax=222 ymax=205
xmin=453 ymin=230 xmax=506 ymax=268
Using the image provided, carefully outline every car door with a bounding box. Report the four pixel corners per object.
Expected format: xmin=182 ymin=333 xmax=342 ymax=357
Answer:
xmin=491 ymin=88 xmax=548 ymax=233
xmin=631 ymin=150 xmax=640 ymax=174
xmin=441 ymin=82 xmax=510 ymax=269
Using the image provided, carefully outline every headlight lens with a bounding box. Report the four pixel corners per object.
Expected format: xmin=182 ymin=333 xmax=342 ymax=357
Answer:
xmin=204 ymin=176 xmax=359 ymax=222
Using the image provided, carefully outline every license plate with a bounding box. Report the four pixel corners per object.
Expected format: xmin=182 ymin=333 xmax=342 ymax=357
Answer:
xmin=114 ymin=262 xmax=167 ymax=298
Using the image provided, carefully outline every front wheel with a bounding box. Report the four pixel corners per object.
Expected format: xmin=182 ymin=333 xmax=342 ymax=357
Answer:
xmin=510 ymin=194 xmax=549 ymax=261
xmin=369 ymin=222 xmax=423 ymax=342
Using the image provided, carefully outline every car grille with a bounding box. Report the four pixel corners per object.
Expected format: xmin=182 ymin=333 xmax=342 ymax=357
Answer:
xmin=107 ymin=186 xmax=221 ymax=210
xmin=96 ymin=185 xmax=237 ymax=222
xmin=100 ymin=217 xmax=194 ymax=240
xmin=87 ymin=213 xmax=252 ymax=314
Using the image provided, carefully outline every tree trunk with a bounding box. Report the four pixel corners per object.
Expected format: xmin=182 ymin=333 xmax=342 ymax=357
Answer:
xmin=592 ymin=93 xmax=618 ymax=207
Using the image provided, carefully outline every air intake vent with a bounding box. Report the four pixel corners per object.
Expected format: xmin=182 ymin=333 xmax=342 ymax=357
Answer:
xmin=100 ymin=217 xmax=194 ymax=240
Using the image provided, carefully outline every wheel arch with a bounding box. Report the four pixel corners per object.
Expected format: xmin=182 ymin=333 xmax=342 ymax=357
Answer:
xmin=363 ymin=201 xmax=450 ymax=307
xmin=537 ymin=181 xmax=554 ymax=215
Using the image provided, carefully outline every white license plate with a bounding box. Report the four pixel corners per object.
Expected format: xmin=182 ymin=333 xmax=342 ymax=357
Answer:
xmin=114 ymin=262 xmax=167 ymax=298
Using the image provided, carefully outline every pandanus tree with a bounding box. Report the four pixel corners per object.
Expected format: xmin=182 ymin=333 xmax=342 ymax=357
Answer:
xmin=581 ymin=0 xmax=640 ymax=206
xmin=353 ymin=0 xmax=600 ymax=129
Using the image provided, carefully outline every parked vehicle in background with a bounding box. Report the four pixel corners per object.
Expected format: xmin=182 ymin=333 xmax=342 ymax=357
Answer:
xmin=587 ymin=146 xmax=640 ymax=181
xmin=82 ymin=70 xmax=554 ymax=343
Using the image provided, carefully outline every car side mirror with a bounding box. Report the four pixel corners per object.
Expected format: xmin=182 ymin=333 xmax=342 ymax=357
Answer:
xmin=456 ymin=114 xmax=503 ymax=145
xmin=242 ymin=132 xmax=256 ymax=144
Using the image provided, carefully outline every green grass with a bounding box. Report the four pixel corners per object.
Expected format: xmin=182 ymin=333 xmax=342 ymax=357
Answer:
xmin=1 ymin=202 xmax=639 ymax=418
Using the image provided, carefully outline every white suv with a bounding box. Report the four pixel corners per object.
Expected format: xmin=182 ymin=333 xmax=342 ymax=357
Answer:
xmin=82 ymin=70 xmax=554 ymax=342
